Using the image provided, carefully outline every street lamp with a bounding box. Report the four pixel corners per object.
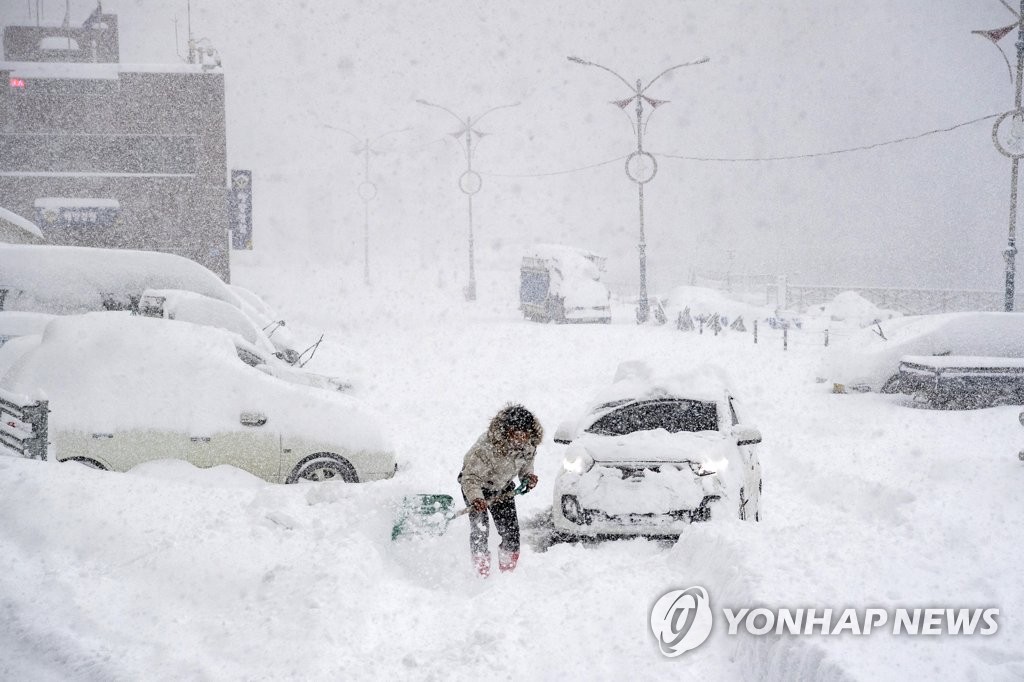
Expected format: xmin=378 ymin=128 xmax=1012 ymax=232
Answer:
xmin=417 ymin=98 xmax=519 ymax=301
xmin=325 ymin=125 xmax=408 ymax=286
xmin=568 ymin=55 xmax=708 ymax=323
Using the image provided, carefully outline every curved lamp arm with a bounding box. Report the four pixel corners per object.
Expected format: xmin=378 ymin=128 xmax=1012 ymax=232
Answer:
xmin=567 ymin=55 xmax=634 ymax=91
xmin=643 ymin=57 xmax=710 ymax=92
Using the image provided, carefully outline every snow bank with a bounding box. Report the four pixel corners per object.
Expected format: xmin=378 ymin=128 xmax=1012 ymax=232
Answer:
xmin=807 ymin=291 xmax=901 ymax=327
xmin=663 ymin=285 xmax=772 ymax=325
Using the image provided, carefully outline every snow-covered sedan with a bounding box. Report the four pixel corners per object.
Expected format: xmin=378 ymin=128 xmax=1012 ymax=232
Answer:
xmin=551 ymin=362 xmax=763 ymax=539
xmin=0 ymin=313 xmax=395 ymax=484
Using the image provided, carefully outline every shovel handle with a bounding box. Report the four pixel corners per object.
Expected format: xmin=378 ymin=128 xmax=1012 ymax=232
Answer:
xmin=450 ymin=480 xmax=530 ymax=520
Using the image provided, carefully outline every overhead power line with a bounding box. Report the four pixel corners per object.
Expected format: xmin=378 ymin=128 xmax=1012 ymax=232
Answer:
xmin=480 ymin=155 xmax=629 ymax=178
xmin=652 ymin=113 xmax=1000 ymax=163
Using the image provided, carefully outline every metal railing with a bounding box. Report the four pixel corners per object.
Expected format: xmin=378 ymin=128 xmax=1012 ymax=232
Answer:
xmin=0 ymin=386 xmax=48 ymax=460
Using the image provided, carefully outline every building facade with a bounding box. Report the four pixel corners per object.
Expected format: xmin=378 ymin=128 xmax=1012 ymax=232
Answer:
xmin=0 ymin=8 xmax=231 ymax=280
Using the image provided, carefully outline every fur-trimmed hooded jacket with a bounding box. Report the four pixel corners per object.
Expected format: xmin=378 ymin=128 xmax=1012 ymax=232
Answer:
xmin=459 ymin=406 xmax=543 ymax=502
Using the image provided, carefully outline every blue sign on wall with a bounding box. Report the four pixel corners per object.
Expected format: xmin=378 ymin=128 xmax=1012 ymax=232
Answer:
xmin=229 ymin=170 xmax=253 ymax=250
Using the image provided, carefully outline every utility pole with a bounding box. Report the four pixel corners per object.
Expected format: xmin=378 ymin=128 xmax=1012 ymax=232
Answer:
xmin=568 ymin=55 xmax=708 ymax=323
xmin=979 ymin=1 xmax=1024 ymax=310
xmin=417 ymin=99 xmax=518 ymax=301
xmin=324 ymin=126 xmax=408 ymax=286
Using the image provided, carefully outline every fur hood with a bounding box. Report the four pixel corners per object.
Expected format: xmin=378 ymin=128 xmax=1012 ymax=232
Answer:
xmin=486 ymin=403 xmax=543 ymax=448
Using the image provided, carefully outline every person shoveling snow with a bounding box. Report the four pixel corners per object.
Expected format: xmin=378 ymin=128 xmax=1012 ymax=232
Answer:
xmin=458 ymin=404 xmax=542 ymax=577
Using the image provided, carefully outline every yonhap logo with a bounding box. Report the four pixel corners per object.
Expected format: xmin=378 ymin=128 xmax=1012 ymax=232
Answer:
xmin=650 ymin=586 xmax=714 ymax=657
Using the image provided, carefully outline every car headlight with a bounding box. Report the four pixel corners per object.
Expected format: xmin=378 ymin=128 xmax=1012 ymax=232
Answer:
xmin=562 ymin=449 xmax=595 ymax=474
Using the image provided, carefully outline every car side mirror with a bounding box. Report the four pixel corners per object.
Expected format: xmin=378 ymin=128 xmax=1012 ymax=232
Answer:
xmin=554 ymin=420 xmax=576 ymax=445
xmin=733 ymin=425 xmax=762 ymax=446
xmin=240 ymin=411 xmax=268 ymax=427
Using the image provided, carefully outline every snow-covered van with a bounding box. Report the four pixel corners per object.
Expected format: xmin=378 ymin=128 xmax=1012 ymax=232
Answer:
xmin=519 ymin=244 xmax=612 ymax=323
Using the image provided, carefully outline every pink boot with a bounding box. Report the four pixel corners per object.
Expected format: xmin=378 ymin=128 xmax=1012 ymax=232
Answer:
xmin=498 ymin=550 xmax=519 ymax=573
xmin=472 ymin=553 xmax=491 ymax=578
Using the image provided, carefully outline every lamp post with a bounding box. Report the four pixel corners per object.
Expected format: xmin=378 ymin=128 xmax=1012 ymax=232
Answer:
xmin=978 ymin=1 xmax=1024 ymax=310
xmin=325 ymin=126 xmax=407 ymax=286
xmin=568 ymin=55 xmax=708 ymax=323
xmin=417 ymin=99 xmax=519 ymax=301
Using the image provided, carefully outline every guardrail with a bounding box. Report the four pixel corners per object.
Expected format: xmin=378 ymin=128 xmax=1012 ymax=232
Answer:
xmin=0 ymin=386 xmax=48 ymax=460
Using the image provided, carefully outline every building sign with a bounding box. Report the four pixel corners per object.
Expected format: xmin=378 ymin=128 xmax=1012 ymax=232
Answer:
xmin=33 ymin=197 xmax=120 ymax=230
xmin=229 ymin=170 xmax=253 ymax=250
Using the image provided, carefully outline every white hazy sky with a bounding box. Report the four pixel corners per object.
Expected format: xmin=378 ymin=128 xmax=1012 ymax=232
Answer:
xmin=1 ymin=1 xmax=1018 ymax=294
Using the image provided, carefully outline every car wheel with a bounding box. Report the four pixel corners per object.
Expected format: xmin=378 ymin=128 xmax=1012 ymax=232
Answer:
xmin=286 ymin=453 xmax=358 ymax=484
xmin=65 ymin=457 xmax=107 ymax=471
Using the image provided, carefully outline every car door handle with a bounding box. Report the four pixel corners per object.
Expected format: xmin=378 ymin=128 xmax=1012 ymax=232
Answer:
xmin=91 ymin=433 xmax=114 ymax=439
xmin=190 ymin=436 xmax=211 ymax=443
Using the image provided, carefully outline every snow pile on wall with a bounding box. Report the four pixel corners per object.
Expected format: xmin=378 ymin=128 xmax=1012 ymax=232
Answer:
xmin=810 ymin=291 xmax=901 ymax=326
xmin=663 ymin=286 xmax=772 ymax=324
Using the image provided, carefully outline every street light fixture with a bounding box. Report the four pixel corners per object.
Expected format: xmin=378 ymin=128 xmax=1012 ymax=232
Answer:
xmin=568 ymin=54 xmax=708 ymax=323
xmin=417 ymin=98 xmax=519 ymax=301
xmin=325 ymin=125 xmax=408 ymax=286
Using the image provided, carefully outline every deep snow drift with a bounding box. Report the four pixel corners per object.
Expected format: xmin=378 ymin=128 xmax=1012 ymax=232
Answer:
xmin=1 ymin=254 xmax=1022 ymax=681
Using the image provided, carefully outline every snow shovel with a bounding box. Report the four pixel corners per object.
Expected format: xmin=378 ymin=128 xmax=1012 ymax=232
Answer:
xmin=391 ymin=480 xmax=529 ymax=541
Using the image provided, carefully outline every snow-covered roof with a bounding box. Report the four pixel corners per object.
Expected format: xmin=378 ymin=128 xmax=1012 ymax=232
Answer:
xmin=0 ymin=207 xmax=44 ymax=239
xmin=529 ymin=243 xmax=606 ymax=264
xmin=0 ymin=61 xmax=223 ymax=79
xmin=586 ymin=360 xmax=733 ymax=411
xmin=900 ymin=354 xmax=1024 ymax=370
xmin=0 ymin=244 xmax=241 ymax=314
xmin=525 ymin=244 xmax=605 ymax=283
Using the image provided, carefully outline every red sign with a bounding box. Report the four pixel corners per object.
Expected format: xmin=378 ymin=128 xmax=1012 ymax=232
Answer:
xmin=9 ymin=78 xmax=26 ymax=89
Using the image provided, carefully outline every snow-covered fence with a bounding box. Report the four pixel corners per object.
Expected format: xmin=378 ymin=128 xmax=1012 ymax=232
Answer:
xmin=678 ymin=313 xmax=858 ymax=351
xmin=0 ymin=387 xmax=48 ymax=460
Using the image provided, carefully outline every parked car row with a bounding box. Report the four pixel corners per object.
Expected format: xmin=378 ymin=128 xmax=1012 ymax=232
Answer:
xmin=0 ymin=244 xmax=385 ymax=485
xmin=0 ymin=243 xmax=768 ymax=542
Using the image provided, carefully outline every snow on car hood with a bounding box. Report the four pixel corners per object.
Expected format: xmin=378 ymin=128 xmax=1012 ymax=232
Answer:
xmin=575 ymin=462 xmax=720 ymax=514
xmin=574 ymin=428 xmax=732 ymax=468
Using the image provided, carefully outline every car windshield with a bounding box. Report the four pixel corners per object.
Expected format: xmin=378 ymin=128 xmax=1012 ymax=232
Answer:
xmin=584 ymin=399 xmax=719 ymax=436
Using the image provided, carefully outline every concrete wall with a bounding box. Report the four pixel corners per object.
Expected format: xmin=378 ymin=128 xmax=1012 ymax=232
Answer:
xmin=0 ymin=65 xmax=230 ymax=280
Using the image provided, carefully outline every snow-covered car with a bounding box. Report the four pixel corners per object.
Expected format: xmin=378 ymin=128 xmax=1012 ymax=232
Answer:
xmin=519 ymin=244 xmax=612 ymax=323
xmin=0 ymin=243 xmax=305 ymax=363
xmin=0 ymin=313 xmax=395 ymax=483
xmin=551 ymin=362 xmax=763 ymax=539
xmin=819 ymin=312 xmax=1024 ymax=393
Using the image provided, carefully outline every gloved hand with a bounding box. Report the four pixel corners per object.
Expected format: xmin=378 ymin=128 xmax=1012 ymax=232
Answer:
xmin=524 ymin=473 xmax=539 ymax=491
xmin=471 ymin=498 xmax=488 ymax=512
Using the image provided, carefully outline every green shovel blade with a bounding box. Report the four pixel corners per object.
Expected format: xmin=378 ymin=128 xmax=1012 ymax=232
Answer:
xmin=391 ymin=493 xmax=456 ymax=541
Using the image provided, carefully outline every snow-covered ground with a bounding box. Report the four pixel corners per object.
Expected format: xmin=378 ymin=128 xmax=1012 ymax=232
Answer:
xmin=1 ymin=255 xmax=1022 ymax=680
